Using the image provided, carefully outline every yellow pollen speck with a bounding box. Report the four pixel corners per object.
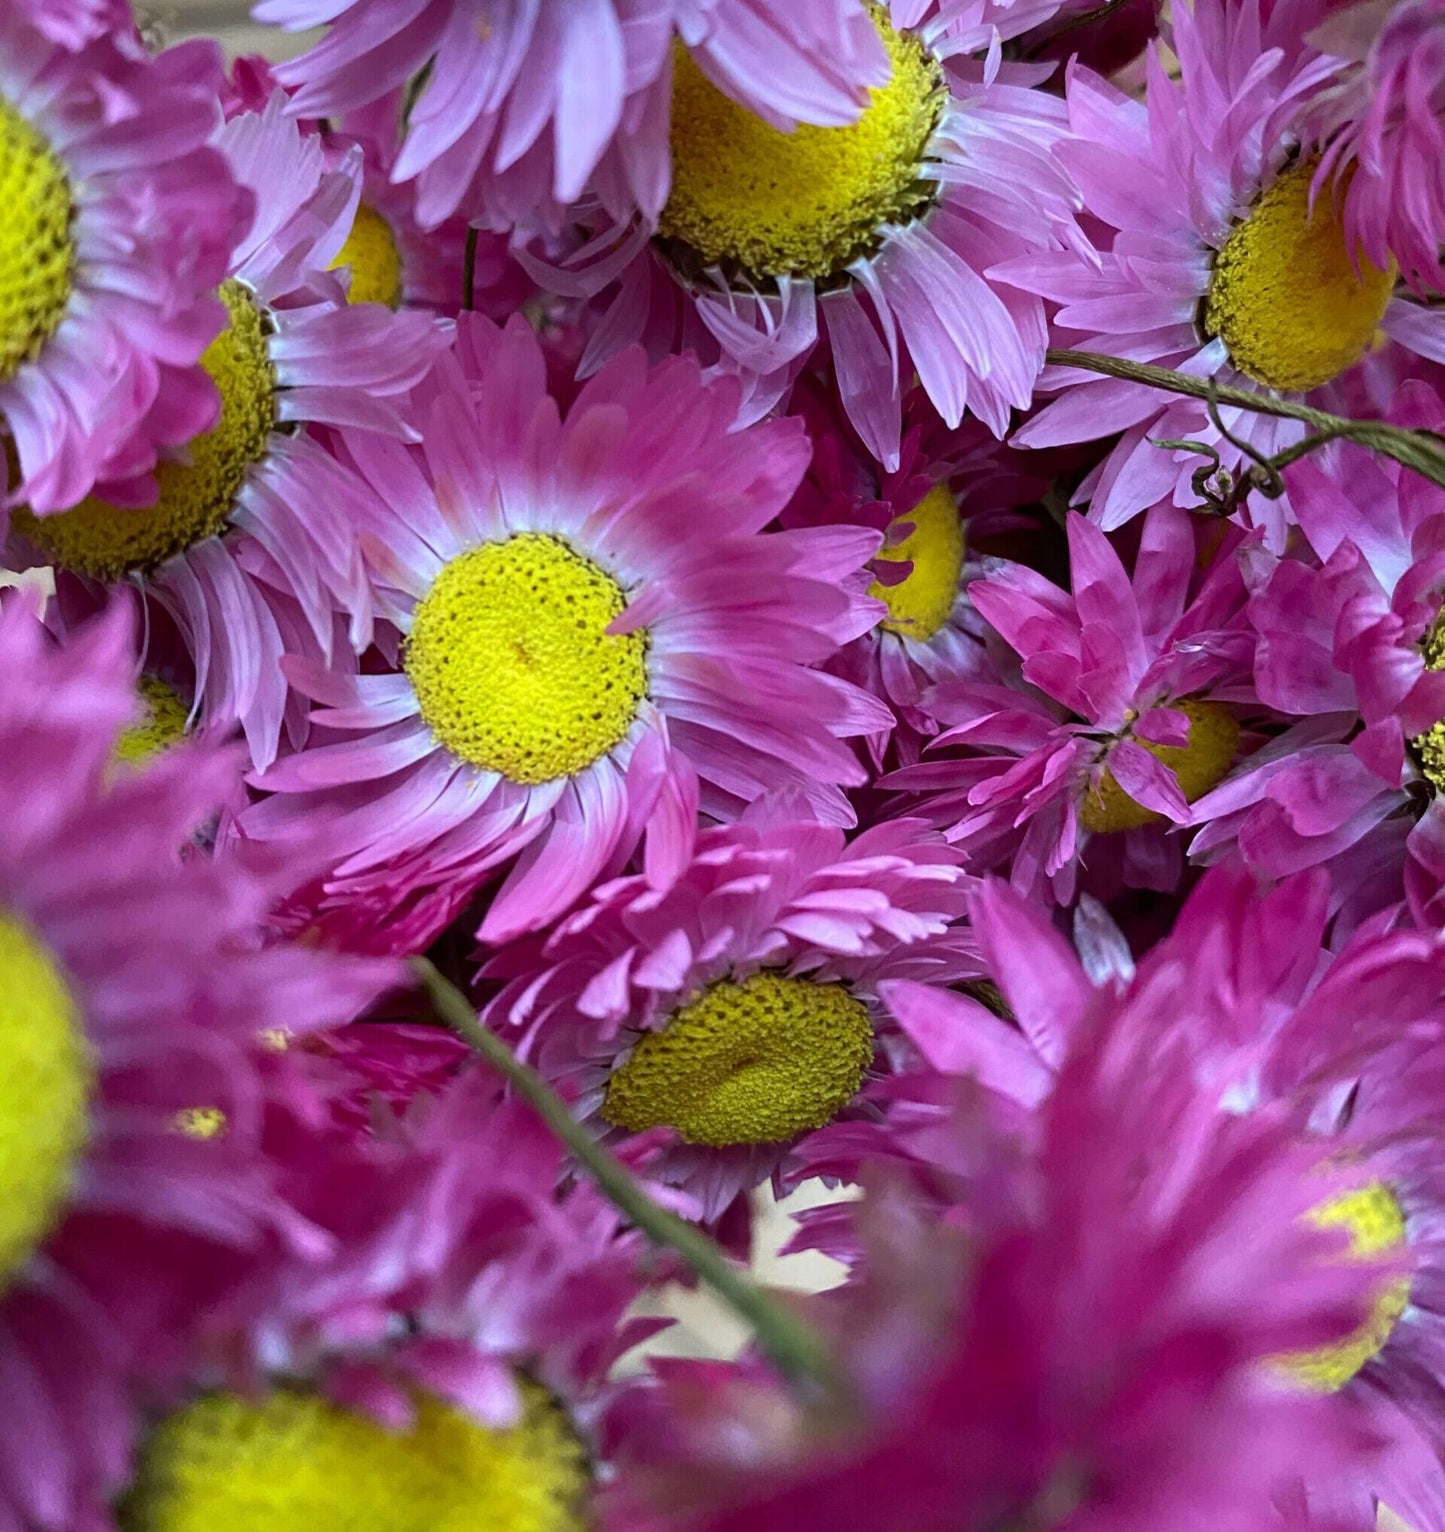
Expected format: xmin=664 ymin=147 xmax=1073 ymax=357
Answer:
xmin=331 ymin=203 xmax=405 ymax=309
xmin=405 ymin=533 xmax=648 ymax=786
xmin=116 ymin=677 xmax=191 ymax=766
xmin=0 ymin=909 xmax=93 ymax=1287
xmin=258 ymin=1027 xmax=290 ymax=1052
xmin=1411 ymin=611 xmax=1445 ymax=791
xmin=1282 ymin=1181 xmax=1411 ymax=1392
xmin=172 ymin=1107 xmax=227 ymax=1141
xmin=0 ymin=94 xmax=76 ymax=383
xmin=602 ymin=972 xmax=874 ymax=1147
xmin=1079 ymin=698 xmax=1240 ymax=835
xmin=1203 ymin=158 xmax=1396 ymax=393
xmin=869 ymin=484 xmax=964 ymax=642
xmin=119 ymin=1382 xmax=589 ymax=1532
xmin=15 ymin=279 xmax=277 ymax=579
xmin=657 ymin=9 xmax=946 ymax=285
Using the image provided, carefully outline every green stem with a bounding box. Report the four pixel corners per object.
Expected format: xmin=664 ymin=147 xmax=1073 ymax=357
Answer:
xmin=462 ymin=228 xmax=478 ymax=313
xmin=1044 ymin=348 xmax=1445 ymax=491
xmin=410 ymin=957 xmax=839 ymax=1396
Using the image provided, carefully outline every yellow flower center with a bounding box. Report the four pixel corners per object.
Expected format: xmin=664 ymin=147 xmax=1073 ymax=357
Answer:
xmin=172 ymin=1107 xmax=227 ymax=1141
xmin=1411 ymin=612 xmax=1445 ymax=791
xmin=116 ymin=677 xmax=192 ymax=766
xmin=1282 ymin=1181 xmax=1411 ymax=1392
xmin=405 ymin=533 xmax=648 ymax=786
xmin=16 ymin=280 xmax=277 ymax=579
xmin=602 ymin=972 xmax=874 ymax=1147
xmin=331 ymin=203 xmax=405 ymax=309
xmin=657 ymin=9 xmax=946 ymax=285
xmin=0 ymin=910 xmax=93 ymax=1287
xmin=1203 ymin=159 xmax=1396 ymax=393
xmin=119 ymin=1383 xmax=589 ymax=1532
xmin=0 ymin=95 xmax=76 ymax=383
xmin=868 ymin=484 xmax=964 ymax=641
xmin=1079 ymin=698 xmax=1240 ymax=834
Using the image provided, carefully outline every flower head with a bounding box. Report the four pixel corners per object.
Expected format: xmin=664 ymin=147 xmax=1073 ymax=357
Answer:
xmin=114 ymin=1062 xmax=656 ymax=1532
xmin=240 ymin=313 xmax=889 ymax=950
xmin=1189 ymin=386 xmax=1445 ymax=917
xmin=0 ymin=16 xmax=248 ymax=513
xmin=0 ymin=597 xmax=394 ymax=1530
xmin=612 ymin=904 xmax=1383 ymax=1532
xmin=1305 ymin=0 xmax=1445 ymax=294
xmin=887 ymin=506 xmax=1252 ymax=903
xmin=783 ymin=376 xmax=1050 ymax=767
xmin=254 ymin=0 xmax=889 ymax=232
xmin=482 ymin=799 xmax=976 ymax=1219
xmin=832 ymin=862 xmax=1445 ymax=1523
xmin=7 ymin=94 xmax=448 ymax=769
xmin=526 ymin=0 xmax=1079 ymax=468
xmin=1003 ymin=0 xmax=1445 ymax=533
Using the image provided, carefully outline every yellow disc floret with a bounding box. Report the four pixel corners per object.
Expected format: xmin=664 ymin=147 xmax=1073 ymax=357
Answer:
xmin=405 ymin=533 xmax=648 ymax=786
xmin=0 ymin=909 xmax=93 ymax=1287
xmin=119 ymin=1382 xmax=589 ymax=1532
xmin=602 ymin=972 xmax=874 ymax=1146
xmin=1282 ymin=1181 xmax=1411 ymax=1392
xmin=1411 ymin=611 xmax=1445 ymax=791
xmin=658 ymin=10 xmax=946 ymax=285
xmin=116 ymin=677 xmax=191 ymax=766
xmin=16 ymin=280 xmax=276 ymax=579
xmin=1079 ymin=698 xmax=1240 ymax=834
xmin=0 ymin=95 xmax=76 ymax=383
xmin=172 ymin=1107 xmax=227 ymax=1141
xmin=869 ymin=484 xmax=964 ymax=641
xmin=331 ymin=203 xmax=405 ymax=309
xmin=1204 ymin=158 xmax=1396 ymax=393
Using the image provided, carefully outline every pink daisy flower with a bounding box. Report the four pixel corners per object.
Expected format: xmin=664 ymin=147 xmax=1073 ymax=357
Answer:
xmin=1188 ymin=385 xmax=1445 ymax=918
xmin=253 ymin=0 xmax=889 ymax=232
xmin=784 ymin=376 xmax=1049 ymax=768
xmin=481 ymin=799 xmax=977 ymax=1221
xmin=886 ymin=506 xmax=1253 ymax=903
xmin=877 ymin=865 xmax=1445 ymax=1528
xmin=224 ymin=58 xmax=530 ymax=321
xmin=526 ymin=0 xmax=1078 ymax=468
xmin=238 ymin=314 xmax=889 ymax=949
xmin=1002 ymin=0 xmax=1445 ymax=533
xmin=0 ymin=15 xmax=247 ymax=514
xmin=114 ymin=1064 xmax=657 ymax=1532
xmin=1306 ymin=0 xmax=1445 ymax=294
xmin=612 ymin=909 xmax=1381 ymax=1532
xmin=0 ymin=597 xmax=394 ymax=1532
xmin=6 ymin=94 xmax=447 ymax=770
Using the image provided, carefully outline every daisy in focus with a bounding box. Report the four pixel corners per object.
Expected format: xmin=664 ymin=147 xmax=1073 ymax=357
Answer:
xmin=526 ymin=0 xmax=1080 ymax=467
xmin=0 ymin=598 xmax=393 ymax=1532
xmin=0 ymin=11 xmax=247 ymax=514
xmin=238 ymin=313 xmax=889 ymax=951
xmin=481 ymin=800 xmax=977 ymax=1220
xmin=1003 ymin=0 xmax=1445 ymax=534
xmin=6 ymin=95 xmax=447 ymax=770
xmin=253 ymin=0 xmax=889 ymax=233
